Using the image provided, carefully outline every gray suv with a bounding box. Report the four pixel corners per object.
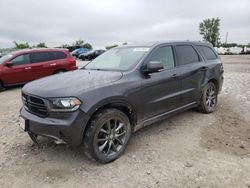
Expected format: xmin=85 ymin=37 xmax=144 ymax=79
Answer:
xmin=20 ymin=41 xmax=223 ymax=163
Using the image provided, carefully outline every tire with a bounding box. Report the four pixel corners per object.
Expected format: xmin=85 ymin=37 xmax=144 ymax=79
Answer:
xmin=54 ymin=70 xmax=66 ymax=74
xmin=198 ymin=82 xmax=218 ymax=113
xmin=28 ymin=132 xmax=39 ymax=145
xmin=0 ymin=82 xmax=5 ymax=92
xmin=84 ymin=109 xmax=132 ymax=163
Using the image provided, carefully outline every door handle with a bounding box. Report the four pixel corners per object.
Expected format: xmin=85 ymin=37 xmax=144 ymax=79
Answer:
xmin=25 ymin=67 xmax=31 ymax=70
xmin=200 ymin=66 xmax=208 ymax=71
xmin=171 ymin=74 xmax=177 ymax=78
xmin=50 ymin=63 xmax=56 ymax=66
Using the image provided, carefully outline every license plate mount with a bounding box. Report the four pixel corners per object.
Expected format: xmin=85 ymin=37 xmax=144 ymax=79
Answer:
xmin=19 ymin=116 xmax=27 ymax=131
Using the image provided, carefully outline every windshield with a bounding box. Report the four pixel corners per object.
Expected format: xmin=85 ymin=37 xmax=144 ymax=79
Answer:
xmin=0 ymin=53 xmax=13 ymax=64
xmin=71 ymin=49 xmax=78 ymax=54
xmin=85 ymin=47 xmax=150 ymax=71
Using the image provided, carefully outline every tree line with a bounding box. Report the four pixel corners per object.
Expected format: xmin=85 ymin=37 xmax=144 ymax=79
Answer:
xmin=12 ymin=39 xmax=93 ymax=50
xmin=11 ymin=40 xmax=127 ymax=50
xmin=199 ymin=17 xmax=250 ymax=48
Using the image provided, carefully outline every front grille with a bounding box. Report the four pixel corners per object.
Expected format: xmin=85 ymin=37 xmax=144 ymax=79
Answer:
xmin=22 ymin=93 xmax=48 ymax=117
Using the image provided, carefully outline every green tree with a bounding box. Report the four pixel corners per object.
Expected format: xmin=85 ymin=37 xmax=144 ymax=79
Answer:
xmin=62 ymin=44 xmax=70 ymax=48
xmin=199 ymin=17 xmax=220 ymax=46
xmin=83 ymin=43 xmax=93 ymax=49
xmin=220 ymin=43 xmax=237 ymax=48
xmin=36 ymin=42 xmax=47 ymax=48
xmin=73 ymin=39 xmax=85 ymax=47
xmin=13 ymin=41 xmax=30 ymax=49
xmin=105 ymin=44 xmax=118 ymax=50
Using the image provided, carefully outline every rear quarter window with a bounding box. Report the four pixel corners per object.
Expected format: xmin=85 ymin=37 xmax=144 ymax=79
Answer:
xmin=50 ymin=51 xmax=67 ymax=60
xmin=175 ymin=45 xmax=199 ymax=66
xmin=196 ymin=45 xmax=218 ymax=60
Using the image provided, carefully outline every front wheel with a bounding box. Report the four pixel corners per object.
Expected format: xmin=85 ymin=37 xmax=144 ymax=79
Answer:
xmin=28 ymin=132 xmax=39 ymax=145
xmin=84 ymin=109 xmax=131 ymax=163
xmin=198 ymin=82 xmax=218 ymax=113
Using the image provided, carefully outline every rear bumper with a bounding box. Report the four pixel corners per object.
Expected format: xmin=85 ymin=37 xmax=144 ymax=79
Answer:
xmin=68 ymin=66 xmax=78 ymax=71
xmin=218 ymin=74 xmax=224 ymax=93
xmin=20 ymin=107 xmax=90 ymax=146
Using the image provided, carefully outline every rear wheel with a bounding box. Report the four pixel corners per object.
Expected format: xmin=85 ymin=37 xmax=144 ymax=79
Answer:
xmin=54 ymin=70 xmax=66 ymax=74
xmin=84 ymin=109 xmax=131 ymax=163
xmin=198 ymin=82 xmax=218 ymax=113
xmin=0 ymin=82 xmax=5 ymax=92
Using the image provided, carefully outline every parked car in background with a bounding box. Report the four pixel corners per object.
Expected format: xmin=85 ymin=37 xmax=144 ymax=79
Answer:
xmin=79 ymin=49 xmax=105 ymax=60
xmin=20 ymin=41 xmax=223 ymax=163
xmin=0 ymin=48 xmax=77 ymax=90
xmin=71 ymin=48 xmax=90 ymax=58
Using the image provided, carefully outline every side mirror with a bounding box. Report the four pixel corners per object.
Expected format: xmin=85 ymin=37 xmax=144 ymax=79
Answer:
xmin=143 ymin=61 xmax=163 ymax=74
xmin=5 ymin=62 xmax=13 ymax=67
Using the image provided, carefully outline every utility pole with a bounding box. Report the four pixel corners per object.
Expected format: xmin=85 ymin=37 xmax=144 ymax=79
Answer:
xmin=225 ymin=32 xmax=228 ymax=44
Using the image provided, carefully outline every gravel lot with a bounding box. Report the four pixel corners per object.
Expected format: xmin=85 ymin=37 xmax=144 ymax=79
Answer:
xmin=0 ymin=55 xmax=250 ymax=188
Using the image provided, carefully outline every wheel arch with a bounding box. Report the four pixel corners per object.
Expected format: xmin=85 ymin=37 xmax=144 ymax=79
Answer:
xmin=82 ymin=99 xmax=137 ymax=143
xmin=202 ymin=77 xmax=219 ymax=90
xmin=0 ymin=79 xmax=4 ymax=87
xmin=54 ymin=69 xmax=67 ymax=74
xmin=87 ymin=99 xmax=137 ymax=127
xmin=208 ymin=78 xmax=219 ymax=91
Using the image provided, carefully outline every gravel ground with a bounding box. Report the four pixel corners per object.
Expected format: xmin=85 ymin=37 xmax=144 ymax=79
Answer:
xmin=0 ymin=55 xmax=250 ymax=188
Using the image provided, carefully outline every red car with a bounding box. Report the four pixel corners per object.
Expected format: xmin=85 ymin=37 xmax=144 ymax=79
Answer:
xmin=0 ymin=48 xmax=77 ymax=90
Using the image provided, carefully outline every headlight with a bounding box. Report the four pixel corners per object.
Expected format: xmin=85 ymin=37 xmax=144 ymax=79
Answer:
xmin=49 ymin=97 xmax=81 ymax=112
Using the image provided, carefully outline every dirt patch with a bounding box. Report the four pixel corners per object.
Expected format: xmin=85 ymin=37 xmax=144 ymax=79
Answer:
xmin=201 ymin=97 xmax=250 ymax=157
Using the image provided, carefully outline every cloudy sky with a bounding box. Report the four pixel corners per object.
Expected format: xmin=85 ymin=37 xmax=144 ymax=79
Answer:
xmin=0 ymin=0 xmax=250 ymax=48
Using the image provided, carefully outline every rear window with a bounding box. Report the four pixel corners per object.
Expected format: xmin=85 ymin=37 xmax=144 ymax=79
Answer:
xmin=196 ymin=45 xmax=217 ymax=60
xmin=175 ymin=45 xmax=199 ymax=66
xmin=50 ymin=51 xmax=67 ymax=60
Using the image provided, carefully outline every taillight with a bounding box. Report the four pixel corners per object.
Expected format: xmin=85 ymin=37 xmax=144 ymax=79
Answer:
xmin=69 ymin=58 xmax=76 ymax=64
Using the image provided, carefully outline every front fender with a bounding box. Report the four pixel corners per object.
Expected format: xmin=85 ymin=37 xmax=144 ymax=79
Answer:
xmin=84 ymin=96 xmax=137 ymax=118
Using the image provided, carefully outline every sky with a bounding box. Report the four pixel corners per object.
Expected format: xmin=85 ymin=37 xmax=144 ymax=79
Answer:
xmin=0 ymin=0 xmax=250 ymax=48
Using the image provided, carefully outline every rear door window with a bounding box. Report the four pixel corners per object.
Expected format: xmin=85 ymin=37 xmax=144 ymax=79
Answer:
xmin=12 ymin=54 xmax=30 ymax=66
xmin=30 ymin=52 xmax=51 ymax=63
xmin=175 ymin=45 xmax=199 ymax=66
xmin=196 ymin=45 xmax=217 ymax=60
xmin=148 ymin=46 xmax=175 ymax=69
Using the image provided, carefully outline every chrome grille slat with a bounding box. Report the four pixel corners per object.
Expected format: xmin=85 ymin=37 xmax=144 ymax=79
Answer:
xmin=27 ymin=101 xmax=46 ymax=108
xmin=22 ymin=93 xmax=48 ymax=117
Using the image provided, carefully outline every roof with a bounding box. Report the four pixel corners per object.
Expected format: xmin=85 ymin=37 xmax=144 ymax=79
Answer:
xmin=11 ymin=48 xmax=68 ymax=56
xmin=119 ymin=40 xmax=213 ymax=48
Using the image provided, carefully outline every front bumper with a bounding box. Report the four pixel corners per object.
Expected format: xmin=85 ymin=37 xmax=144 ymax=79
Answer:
xmin=20 ymin=107 xmax=90 ymax=146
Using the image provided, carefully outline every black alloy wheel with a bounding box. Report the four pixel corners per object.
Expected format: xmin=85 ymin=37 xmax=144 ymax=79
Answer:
xmin=198 ymin=82 xmax=218 ymax=113
xmin=84 ymin=109 xmax=131 ymax=163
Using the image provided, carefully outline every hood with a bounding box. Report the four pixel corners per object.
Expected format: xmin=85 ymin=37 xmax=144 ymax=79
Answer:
xmin=0 ymin=64 xmax=6 ymax=72
xmin=23 ymin=69 xmax=123 ymax=98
